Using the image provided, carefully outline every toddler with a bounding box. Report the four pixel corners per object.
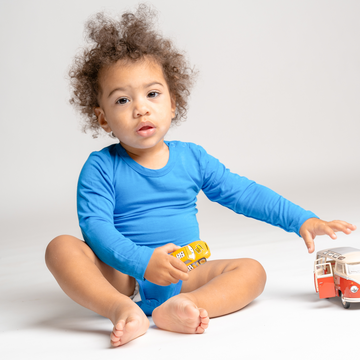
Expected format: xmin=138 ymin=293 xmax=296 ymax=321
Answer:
xmin=45 ymin=4 xmax=356 ymax=347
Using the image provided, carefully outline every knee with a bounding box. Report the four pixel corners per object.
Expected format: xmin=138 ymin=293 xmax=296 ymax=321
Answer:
xmin=45 ymin=235 xmax=63 ymax=268
xmin=238 ymin=258 xmax=267 ymax=294
xmin=45 ymin=235 xmax=76 ymax=270
xmin=248 ymin=259 xmax=267 ymax=293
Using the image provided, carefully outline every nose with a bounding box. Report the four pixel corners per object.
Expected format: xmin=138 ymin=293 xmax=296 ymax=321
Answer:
xmin=133 ymin=98 xmax=150 ymax=118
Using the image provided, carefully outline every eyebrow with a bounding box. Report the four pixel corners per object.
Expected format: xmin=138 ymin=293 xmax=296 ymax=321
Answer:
xmin=107 ymin=82 xmax=165 ymax=98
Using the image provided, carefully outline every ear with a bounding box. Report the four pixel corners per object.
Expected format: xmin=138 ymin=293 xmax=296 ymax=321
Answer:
xmin=94 ymin=107 xmax=111 ymax=133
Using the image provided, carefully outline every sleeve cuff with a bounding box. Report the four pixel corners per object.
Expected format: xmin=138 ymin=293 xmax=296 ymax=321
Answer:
xmin=295 ymin=212 xmax=319 ymax=236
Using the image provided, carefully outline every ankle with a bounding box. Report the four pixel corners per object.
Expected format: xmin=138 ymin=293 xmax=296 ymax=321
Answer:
xmin=177 ymin=292 xmax=199 ymax=307
xmin=108 ymin=297 xmax=139 ymax=324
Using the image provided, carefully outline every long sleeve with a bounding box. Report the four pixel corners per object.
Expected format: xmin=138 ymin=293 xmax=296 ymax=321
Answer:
xmin=194 ymin=144 xmax=318 ymax=235
xmin=77 ymin=151 xmax=154 ymax=280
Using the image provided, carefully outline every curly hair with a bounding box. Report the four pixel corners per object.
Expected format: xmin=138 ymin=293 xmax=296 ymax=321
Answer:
xmin=68 ymin=4 xmax=197 ymax=137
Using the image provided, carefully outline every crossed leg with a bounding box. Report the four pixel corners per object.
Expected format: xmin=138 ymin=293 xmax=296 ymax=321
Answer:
xmin=45 ymin=235 xmax=149 ymax=347
xmin=152 ymin=258 xmax=266 ymax=333
xmin=46 ymin=236 xmax=266 ymax=342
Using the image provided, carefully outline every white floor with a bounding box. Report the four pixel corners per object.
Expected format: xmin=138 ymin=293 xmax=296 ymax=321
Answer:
xmin=1 ymin=187 xmax=359 ymax=360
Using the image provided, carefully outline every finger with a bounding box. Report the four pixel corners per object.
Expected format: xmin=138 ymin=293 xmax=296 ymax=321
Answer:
xmin=326 ymin=221 xmax=354 ymax=239
xmin=157 ymin=279 xmax=173 ymax=286
xmin=332 ymin=220 xmax=356 ymax=229
xmin=155 ymin=272 xmax=175 ymax=286
xmin=160 ymin=271 xmax=183 ymax=285
xmin=302 ymin=231 xmax=315 ymax=254
xmin=169 ymin=265 xmax=190 ymax=282
xmin=170 ymin=256 xmax=189 ymax=273
xmin=170 ymin=270 xmax=189 ymax=282
xmin=321 ymin=223 xmax=337 ymax=239
xmin=161 ymin=243 xmax=181 ymax=254
xmin=328 ymin=221 xmax=356 ymax=234
xmin=169 ymin=260 xmax=190 ymax=278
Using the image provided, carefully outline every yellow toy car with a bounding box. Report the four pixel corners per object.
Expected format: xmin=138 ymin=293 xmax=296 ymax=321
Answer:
xmin=171 ymin=241 xmax=211 ymax=271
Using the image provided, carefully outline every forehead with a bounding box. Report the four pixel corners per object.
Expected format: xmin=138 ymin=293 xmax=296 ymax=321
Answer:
xmin=99 ymin=57 xmax=167 ymax=90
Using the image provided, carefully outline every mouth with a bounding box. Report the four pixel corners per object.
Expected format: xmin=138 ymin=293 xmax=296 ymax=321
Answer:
xmin=136 ymin=121 xmax=156 ymax=137
xmin=139 ymin=125 xmax=153 ymax=131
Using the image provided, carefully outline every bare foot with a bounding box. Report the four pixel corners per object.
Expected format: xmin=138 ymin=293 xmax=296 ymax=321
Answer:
xmin=152 ymin=294 xmax=209 ymax=334
xmin=110 ymin=304 xmax=150 ymax=347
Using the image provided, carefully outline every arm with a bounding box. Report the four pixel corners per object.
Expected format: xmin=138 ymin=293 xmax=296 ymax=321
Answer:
xmin=78 ymin=151 xmax=188 ymax=283
xmin=299 ymin=218 xmax=356 ymax=253
xmin=195 ymin=145 xmax=357 ymax=252
xmin=197 ymin=145 xmax=317 ymax=235
xmin=77 ymin=152 xmax=153 ymax=280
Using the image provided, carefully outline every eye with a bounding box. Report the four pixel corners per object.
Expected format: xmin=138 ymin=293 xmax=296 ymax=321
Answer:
xmin=116 ymin=97 xmax=129 ymax=105
xmin=148 ymin=91 xmax=160 ymax=98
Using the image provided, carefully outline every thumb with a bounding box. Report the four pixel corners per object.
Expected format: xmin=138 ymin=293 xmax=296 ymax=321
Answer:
xmin=302 ymin=231 xmax=315 ymax=254
xmin=161 ymin=243 xmax=181 ymax=254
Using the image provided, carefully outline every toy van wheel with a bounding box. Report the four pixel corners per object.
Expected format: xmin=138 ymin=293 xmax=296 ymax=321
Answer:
xmin=340 ymin=292 xmax=350 ymax=309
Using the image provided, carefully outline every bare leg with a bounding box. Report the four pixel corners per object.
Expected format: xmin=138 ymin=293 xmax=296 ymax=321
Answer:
xmin=45 ymin=235 xmax=149 ymax=346
xmin=152 ymin=258 xmax=266 ymax=333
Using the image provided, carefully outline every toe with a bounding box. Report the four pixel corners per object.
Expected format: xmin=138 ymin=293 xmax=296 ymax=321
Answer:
xmin=114 ymin=319 xmax=125 ymax=332
xmin=110 ymin=330 xmax=122 ymax=343
xmin=111 ymin=329 xmax=120 ymax=338
xmin=111 ymin=339 xmax=121 ymax=347
xmin=110 ymin=320 xmax=125 ymax=346
xmin=199 ymin=308 xmax=208 ymax=319
xmin=199 ymin=320 xmax=209 ymax=331
xmin=195 ymin=326 xmax=205 ymax=334
xmin=110 ymin=331 xmax=122 ymax=347
xmin=197 ymin=308 xmax=209 ymax=332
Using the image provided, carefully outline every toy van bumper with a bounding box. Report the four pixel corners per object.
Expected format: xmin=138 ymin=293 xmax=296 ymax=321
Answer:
xmin=343 ymin=296 xmax=360 ymax=303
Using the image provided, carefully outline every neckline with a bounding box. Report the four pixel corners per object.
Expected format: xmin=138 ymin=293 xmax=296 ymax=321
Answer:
xmin=116 ymin=141 xmax=177 ymax=177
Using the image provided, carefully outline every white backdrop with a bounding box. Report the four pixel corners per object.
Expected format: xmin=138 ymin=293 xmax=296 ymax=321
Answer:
xmin=1 ymin=0 xmax=359 ymax=249
xmin=1 ymin=2 xmax=360 ymax=358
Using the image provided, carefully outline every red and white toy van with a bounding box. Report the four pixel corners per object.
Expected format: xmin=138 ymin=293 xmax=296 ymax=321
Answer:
xmin=314 ymin=247 xmax=360 ymax=308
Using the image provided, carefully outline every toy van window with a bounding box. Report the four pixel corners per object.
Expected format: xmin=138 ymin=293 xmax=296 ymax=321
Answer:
xmin=335 ymin=263 xmax=343 ymax=273
xmin=347 ymin=263 xmax=360 ymax=275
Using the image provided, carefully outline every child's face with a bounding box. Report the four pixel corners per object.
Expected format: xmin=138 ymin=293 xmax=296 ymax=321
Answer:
xmin=95 ymin=58 xmax=176 ymax=154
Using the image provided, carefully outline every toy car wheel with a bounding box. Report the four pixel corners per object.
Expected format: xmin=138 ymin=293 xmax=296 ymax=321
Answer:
xmin=340 ymin=292 xmax=350 ymax=309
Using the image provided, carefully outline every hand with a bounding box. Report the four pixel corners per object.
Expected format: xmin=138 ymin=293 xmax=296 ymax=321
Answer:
xmin=144 ymin=243 xmax=190 ymax=286
xmin=299 ymin=218 xmax=356 ymax=254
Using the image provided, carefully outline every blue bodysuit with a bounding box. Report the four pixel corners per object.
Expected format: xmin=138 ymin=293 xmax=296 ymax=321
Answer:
xmin=77 ymin=141 xmax=317 ymax=314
